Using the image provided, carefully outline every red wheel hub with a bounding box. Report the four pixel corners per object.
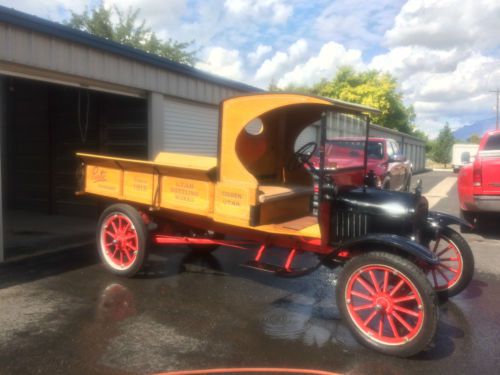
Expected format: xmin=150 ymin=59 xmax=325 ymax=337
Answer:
xmin=101 ymin=214 xmax=139 ymax=269
xmin=345 ymin=265 xmax=424 ymax=345
xmin=427 ymin=235 xmax=463 ymax=291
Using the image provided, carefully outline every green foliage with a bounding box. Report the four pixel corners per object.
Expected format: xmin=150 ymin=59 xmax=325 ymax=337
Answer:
xmin=317 ymin=67 xmax=414 ymax=133
xmin=412 ymin=128 xmax=432 ymax=153
xmin=467 ymin=134 xmax=481 ymax=144
xmin=280 ymin=66 xmax=416 ymax=134
xmin=66 ymin=4 xmax=196 ymax=66
xmin=432 ymin=123 xmax=455 ymax=166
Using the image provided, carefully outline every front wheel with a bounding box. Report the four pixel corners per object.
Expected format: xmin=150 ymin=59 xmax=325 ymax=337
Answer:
xmin=97 ymin=203 xmax=149 ymax=277
xmin=425 ymin=227 xmax=474 ymax=298
xmin=459 ymin=209 xmax=474 ymax=233
xmin=336 ymin=252 xmax=438 ymax=357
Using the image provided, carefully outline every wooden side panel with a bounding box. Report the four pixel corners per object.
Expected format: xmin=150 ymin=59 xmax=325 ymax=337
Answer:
xmin=123 ymin=171 xmax=155 ymax=205
xmin=213 ymin=182 xmax=258 ymax=224
xmin=259 ymin=195 xmax=311 ymax=225
xmin=160 ymin=176 xmax=214 ymax=215
xmin=84 ymin=165 xmax=122 ymax=198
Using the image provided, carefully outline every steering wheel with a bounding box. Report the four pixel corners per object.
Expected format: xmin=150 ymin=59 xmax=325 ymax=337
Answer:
xmin=286 ymin=141 xmax=318 ymax=172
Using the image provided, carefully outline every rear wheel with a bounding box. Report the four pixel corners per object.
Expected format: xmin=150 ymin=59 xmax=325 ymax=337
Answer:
xmin=97 ymin=204 xmax=149 ymax=277
xmin=336 ymin=252 xmax=438 ymax=357
xmin=426 ymin=227 xmax=474 ymax=298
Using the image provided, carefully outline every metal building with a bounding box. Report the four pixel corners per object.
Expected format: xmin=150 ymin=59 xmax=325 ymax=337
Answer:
xmin=0 ymin=6 xmax=257 ymax=261
xmin=0 ymin=6 xmax=427 ymax=262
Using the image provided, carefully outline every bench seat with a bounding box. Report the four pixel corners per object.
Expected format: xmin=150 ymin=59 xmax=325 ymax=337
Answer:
xmin=258 ymin=184 xmax=313 ymax=203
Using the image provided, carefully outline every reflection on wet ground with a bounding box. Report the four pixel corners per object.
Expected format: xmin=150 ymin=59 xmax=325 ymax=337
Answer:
xmin=0 ymin=244 xmax=499 ymax=375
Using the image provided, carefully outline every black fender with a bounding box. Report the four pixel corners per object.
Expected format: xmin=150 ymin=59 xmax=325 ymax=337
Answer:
xmin=427 ymin=210 xmax=473 ymax=229
xmin=337 ymin=233 xmax=439 ymax=265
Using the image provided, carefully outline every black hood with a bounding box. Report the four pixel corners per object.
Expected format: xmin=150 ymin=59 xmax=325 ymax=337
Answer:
xmin=335 ymin=187 xmax=428 ymax=219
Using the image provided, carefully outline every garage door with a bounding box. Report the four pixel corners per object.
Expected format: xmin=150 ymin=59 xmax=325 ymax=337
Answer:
xmin=163 ymin=98 xmax=219 ymax=156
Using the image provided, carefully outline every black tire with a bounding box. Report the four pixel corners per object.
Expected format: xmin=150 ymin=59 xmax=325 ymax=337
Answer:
xmin=97 ymin=203 xmax=149 ymax=277
xmin=188 ymin=230 xmax=225 ymax=254
xmin=336 ymin=252 xmax=438 ymax=357
xmin=459 ymin=209 xmax=474 ymax=233
xmin=427 ymin=227 xmax=474 ymax=298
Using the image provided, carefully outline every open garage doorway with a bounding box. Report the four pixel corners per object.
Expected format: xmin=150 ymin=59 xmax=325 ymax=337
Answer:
xmin=1 ymin=77 xmax=147 ymax=260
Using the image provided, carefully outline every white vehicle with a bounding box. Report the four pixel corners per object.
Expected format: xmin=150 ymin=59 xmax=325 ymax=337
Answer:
xmin=452 ymin=143 xmax=479 ymax=173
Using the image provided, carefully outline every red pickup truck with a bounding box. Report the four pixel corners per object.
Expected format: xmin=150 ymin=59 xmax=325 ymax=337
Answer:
xmin=458 ymin=130 xmax=500 ymax=227
xmin=314 ymin=137 xmax=413 ymax=191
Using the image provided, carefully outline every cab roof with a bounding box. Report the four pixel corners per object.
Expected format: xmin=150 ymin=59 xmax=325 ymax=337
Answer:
xmin=221 ymin=93 xmax=381 ymax=115
xmin=218 ymin=93 xmax=380 ymax=185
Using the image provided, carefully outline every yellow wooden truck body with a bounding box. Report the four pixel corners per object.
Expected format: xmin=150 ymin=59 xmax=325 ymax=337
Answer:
xmin=77 ymin=93 xmax=379 ymax=241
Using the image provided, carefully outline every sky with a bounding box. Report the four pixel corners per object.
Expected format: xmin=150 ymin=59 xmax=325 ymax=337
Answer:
xmin=1 ymin=0 xmax=500 ymax=138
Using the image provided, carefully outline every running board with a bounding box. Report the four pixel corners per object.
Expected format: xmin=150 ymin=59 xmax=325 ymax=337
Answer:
xmin=242 ymin=260 xmax=319 ymax=278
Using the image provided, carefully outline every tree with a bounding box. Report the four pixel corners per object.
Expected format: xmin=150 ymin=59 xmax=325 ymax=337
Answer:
xmin=412 ymin=128 xmax=432 ymax=153
xmin=318 ymin=67 xmax=415 ymax=133
xmin=66 ymin=4 xmax=196 ymax=66
xmin=280 ymin=66 xmax=415 ymax=134
xmin=467 ymin=134 xmax=481 ymax=144
xmin=432 ymin=123 xmax=455 ymax=167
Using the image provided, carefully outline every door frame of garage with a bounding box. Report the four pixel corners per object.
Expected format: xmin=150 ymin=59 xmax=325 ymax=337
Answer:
xmin=0 ymin=76 xmax=6 ymax=261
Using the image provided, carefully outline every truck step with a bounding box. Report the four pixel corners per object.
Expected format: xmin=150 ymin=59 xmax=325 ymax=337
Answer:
xmin=241 ymin=260 xmax=316 ymax=277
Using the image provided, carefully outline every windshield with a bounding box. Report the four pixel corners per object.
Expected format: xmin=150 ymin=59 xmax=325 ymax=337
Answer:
xmin=326 ymin=140 xmax=383 ymax=160
xmin=324 ymin=112 xmax=368 ymax=169
xmin=484 ymin=134 xmax=500 ymax=151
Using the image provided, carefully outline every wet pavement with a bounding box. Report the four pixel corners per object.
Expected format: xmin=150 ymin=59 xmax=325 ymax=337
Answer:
xmin=1 ymin=171 xmax=500 ymax=374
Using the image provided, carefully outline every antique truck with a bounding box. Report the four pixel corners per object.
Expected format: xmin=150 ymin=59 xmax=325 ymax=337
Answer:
xmin=77 ymin=93 xmax=474 ymax=357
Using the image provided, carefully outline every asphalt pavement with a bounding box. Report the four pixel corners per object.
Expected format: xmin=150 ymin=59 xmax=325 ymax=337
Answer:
xmin=0 ymin=171 xmax=499 ymax=375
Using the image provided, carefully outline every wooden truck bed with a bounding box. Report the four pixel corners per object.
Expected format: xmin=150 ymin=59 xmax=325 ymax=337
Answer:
xmin=77 ymin=152 xmax=321 ymax=239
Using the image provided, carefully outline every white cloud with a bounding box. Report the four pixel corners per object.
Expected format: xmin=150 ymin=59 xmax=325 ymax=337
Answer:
xmin=288 ymin=39 xmax=308 ymax=61
xmin=0 ymin=0 xmax=87 ymax=20
xmin=247 ymin=44 xmax=272 ymax=65
xmin=255 ymin=39 xmax=308 ymax=83
xmin=224 ymin=0 xmax=293 ymax=24
xmin=103 ymin=0 xmax=187 ymax=30
xmin=277 ymin=42 xmax=363 ymax=88
xmin=386 ymin=0 xmax=500 ymax=49
xmin=370 ymin=46 xmax=468 ymax=78
xmin=196 ymin=47 xmax=244 ymax=81
xmin=385 ymin=53 xmax=500 ymax=137
xmin=314 ymin=0 xmax=404 ymax=47
xmin=412 ymin=54 xmax=500 ymax=106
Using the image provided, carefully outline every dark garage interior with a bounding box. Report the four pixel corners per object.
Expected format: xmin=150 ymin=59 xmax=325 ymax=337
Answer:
xmin=1 ymin=77 xmax=148 ymax=260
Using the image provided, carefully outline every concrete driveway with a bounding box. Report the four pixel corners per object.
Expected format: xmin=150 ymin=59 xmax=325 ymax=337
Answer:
xmin=0 ymin=171 xmax=499 ymax=375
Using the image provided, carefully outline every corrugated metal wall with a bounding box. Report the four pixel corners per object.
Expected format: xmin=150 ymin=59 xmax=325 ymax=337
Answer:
xmin=369 ymin=124 xmax=426 ymax=173
xmin=163 ymin=98 xmax=219 ymax=156
xmin=295 ymin=125 xmax=318 ymax=150
xmin=0 ymin=23 xmax=243 ymax=106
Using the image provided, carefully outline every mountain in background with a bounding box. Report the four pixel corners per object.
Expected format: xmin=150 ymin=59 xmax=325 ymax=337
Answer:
xmin=453 ymin=117 xmax=497 ymax=140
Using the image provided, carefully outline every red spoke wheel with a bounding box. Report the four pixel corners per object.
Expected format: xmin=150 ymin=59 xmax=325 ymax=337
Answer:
xmin=426 ymin=227 xmax=474 ymax=298
xmin=336 ymin=252 xmax=438 ymax=357
xmin=97 ymin=204 xmax=149 ymax=277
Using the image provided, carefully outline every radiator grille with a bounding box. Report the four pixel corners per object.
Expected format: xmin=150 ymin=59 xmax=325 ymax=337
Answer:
xmin=335 ymin=210 xmax=369 ymax=239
